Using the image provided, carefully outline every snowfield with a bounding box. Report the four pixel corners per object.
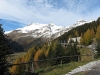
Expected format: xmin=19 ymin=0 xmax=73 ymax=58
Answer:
xmin=5 ymin=19 xmax=93 ymax=39
xmin=65 ymin=60 xmax=100 ymax=75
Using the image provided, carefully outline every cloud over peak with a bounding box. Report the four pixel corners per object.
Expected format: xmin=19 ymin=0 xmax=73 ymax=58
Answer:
xmin=0 ymin=0 xmax=100 ymax=31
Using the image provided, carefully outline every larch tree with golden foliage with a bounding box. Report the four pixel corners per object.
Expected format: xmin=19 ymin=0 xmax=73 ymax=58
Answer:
xmin=91 ymin=28 xmax=95 ymax=38
xmin=82 ymin=29 xmax=92 ymax=45
xmin=34 ymin=49 xmax=45 ymax=68
xmin=24 ymin=47 xmax=36 ymax=62
xmin=10 ymin=58 xmax=23 ymax=75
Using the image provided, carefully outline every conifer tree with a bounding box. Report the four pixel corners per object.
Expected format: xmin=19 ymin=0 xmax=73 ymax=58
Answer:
xmin=75 ymin=30 xmax=79 ymax=37
xmin=80 ymin=33 xmax=84 ymax=45
xmin=95 ymin=25 xmax=100 ymax=58
xmin=66 ymin=40 xmax=80 ymax=62
xmin=0 ymin=24 xmax=11 ymax=75
xmin=95 ymin=25 xmax=100 ymax=42
xmin=91 ymin=28 xmax=95 ymax=38
xmin=95 ymin=42 xmax=100 ymax=58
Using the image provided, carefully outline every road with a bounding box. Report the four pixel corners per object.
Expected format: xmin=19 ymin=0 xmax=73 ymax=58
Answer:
xmin=66 ymin=60 xmax=100 ymax=75
xmin=86 ymin=64 xmax=100 ymax=75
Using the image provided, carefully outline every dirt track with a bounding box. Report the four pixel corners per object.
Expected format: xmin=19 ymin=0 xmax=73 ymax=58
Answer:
xmin=86 ymin=64 xmax=100 ymax=75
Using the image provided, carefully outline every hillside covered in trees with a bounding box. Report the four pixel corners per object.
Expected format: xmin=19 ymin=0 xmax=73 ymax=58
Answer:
xmin=6 ymin=17 xmax=100 ymax=53
xmin=9 ymin=17 xmax=100 ymax=75
xmin=10 ymin=41 xmax=80 ymax=75
xmin=56 ymin=17 xmax=100 ymax=43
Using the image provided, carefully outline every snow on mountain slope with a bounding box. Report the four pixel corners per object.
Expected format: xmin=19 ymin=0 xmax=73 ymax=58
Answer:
xmin=70 ymin=19 xmax=93 ymax=28
xmin=5 ymin=19 xmax=93 ymax=39
xmin=6 ymin=23 xmax=69 ymax=39
xmin=5 ymin=30 xmax=13 ymax=34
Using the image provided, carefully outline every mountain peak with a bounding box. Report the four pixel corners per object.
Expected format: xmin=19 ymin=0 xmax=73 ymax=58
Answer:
xmin=6 ymin=22 xmax=68 ymax=39
xmin=72 ymin=19 xmax=93 ymax=27
xmin=5 ymin=19 xmax=93 ymax=39
xmin=77 ymin=19 xmax=87 ymax=23
xmin=27 ymin=22 xmax=39 ymax=26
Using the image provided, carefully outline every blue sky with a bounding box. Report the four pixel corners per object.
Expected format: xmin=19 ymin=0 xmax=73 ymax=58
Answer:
xmin=0 ymin=0 xmax=100 ymax=31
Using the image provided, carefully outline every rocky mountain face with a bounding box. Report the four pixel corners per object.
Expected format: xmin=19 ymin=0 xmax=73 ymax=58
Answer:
xmin=6 ymin=23 xmax=68 ymax=40
xmin=6 ymin=20 xmax=93 ymax=52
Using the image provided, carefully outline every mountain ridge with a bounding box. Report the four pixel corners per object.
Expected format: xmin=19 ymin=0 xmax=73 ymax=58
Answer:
xmin=6 ymin=19 xmax=93 ymax=52
xmin=5 ymin=19 xmax=93 ymax=39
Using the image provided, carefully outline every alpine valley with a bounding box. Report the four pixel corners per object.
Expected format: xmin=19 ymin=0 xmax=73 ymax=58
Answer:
xmin=6 ymin=19 xmax=93 ymax=52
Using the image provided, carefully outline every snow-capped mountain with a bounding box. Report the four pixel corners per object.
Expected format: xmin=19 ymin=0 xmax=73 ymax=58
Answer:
xmin=6 ymin=23 xmax=69 ymax=39
xmin=70 ymin=19 xmax=94 ymax=28
xmin=5 ymin=19 xmax=93 ymax=40
xmin=6 ymin=19 xmax=93 ymax=52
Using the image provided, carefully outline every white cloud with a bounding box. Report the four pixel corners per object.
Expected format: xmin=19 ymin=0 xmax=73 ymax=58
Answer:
xmin=0 ymin=0 xmax=100 ymax=27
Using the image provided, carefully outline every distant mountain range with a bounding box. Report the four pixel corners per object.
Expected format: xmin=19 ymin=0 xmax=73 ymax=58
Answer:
xmin=6 ymin=19 xmax=93 ymax=39
xmin=6 ymin=19 xmax=93 ymax=52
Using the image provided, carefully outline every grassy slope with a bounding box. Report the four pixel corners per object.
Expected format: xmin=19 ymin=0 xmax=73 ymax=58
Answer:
xmin=7 ymin=52 xmax=26 ymax=63
xmin=37 ymin=47 xmax=93 ymax=75
xmin=37 ymin=61 xmax=89 ymax=75
xmin=8 ymin=47 xmax=94 ymax=75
